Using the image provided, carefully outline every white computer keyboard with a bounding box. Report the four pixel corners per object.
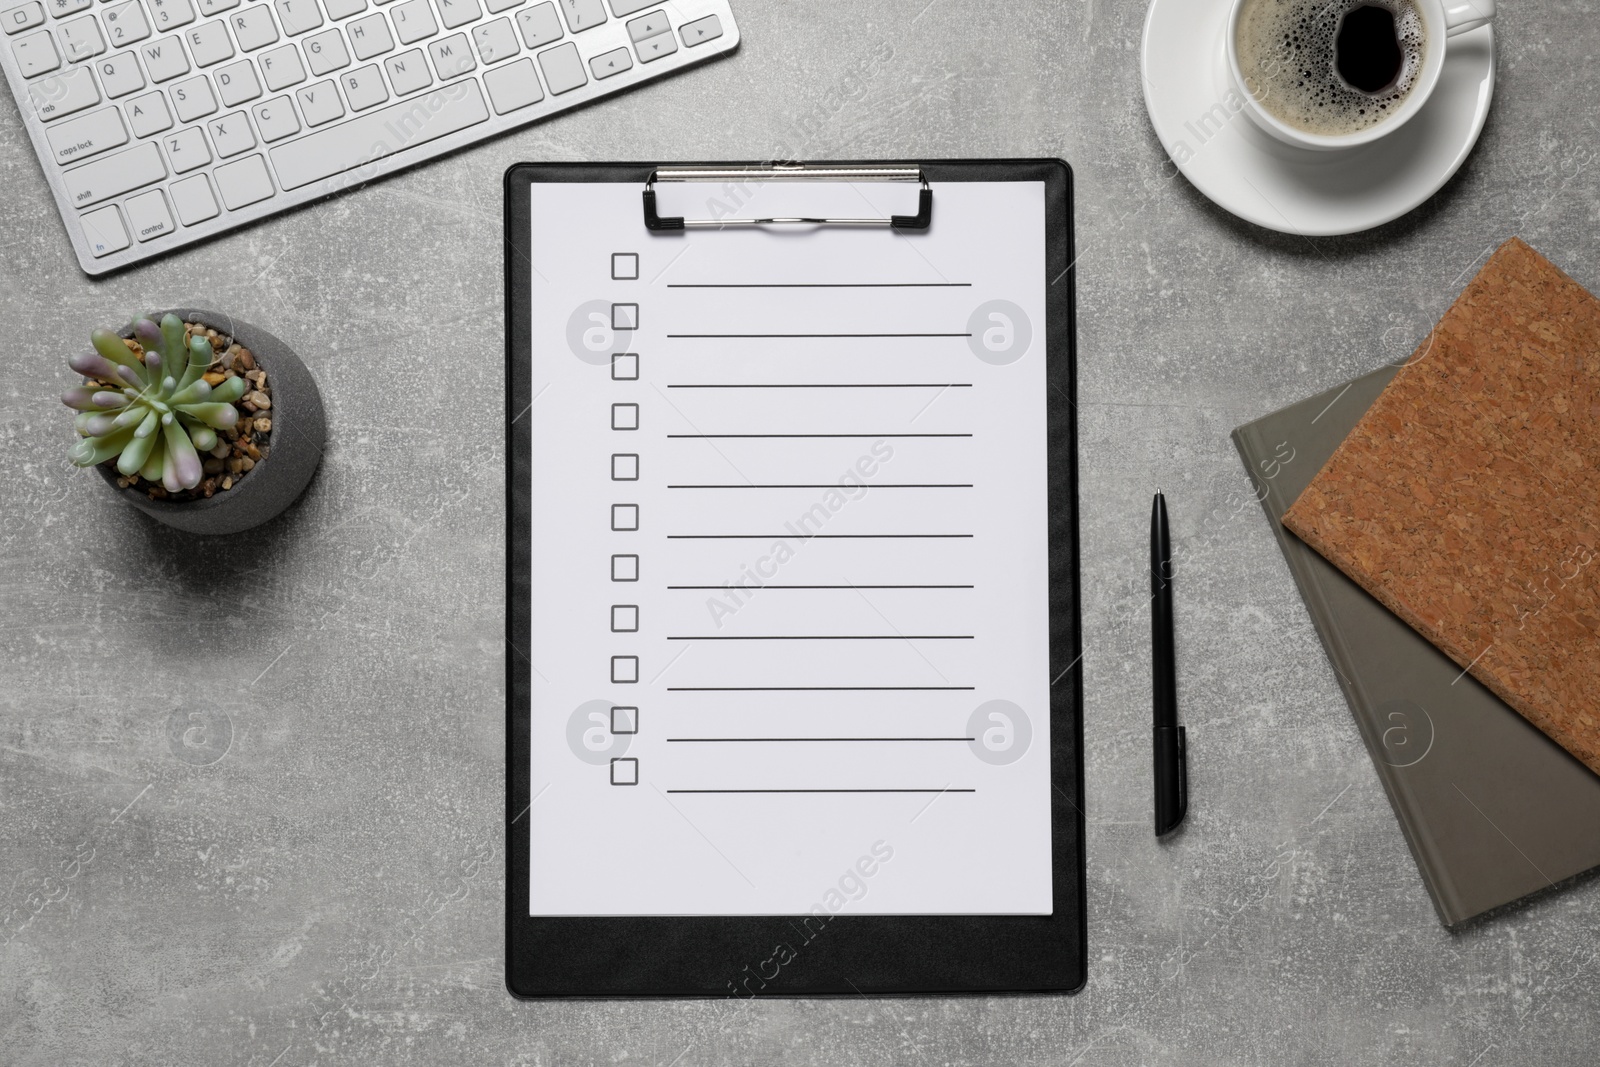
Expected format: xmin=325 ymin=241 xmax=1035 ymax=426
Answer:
xmin=0 ymin=0 xmax=737 ymax=274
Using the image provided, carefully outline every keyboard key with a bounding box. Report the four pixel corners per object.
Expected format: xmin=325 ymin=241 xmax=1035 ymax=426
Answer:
xmin=426 ymin=31 xmax=469 ymax=77
xmin=11 ymin=27 xmax=58 ymax=74
xmin=61 ymin=138 xmax=164 ymax=205
xmin=183 ymin=19 xmax=231 ymax=65
xmin=303 ymin=26 xmax=347 ymax=73
xmin=79 ymin=203 xmax=129 ymax=256
xmin=251 ymin=93 xmax=297 ymax=138
xmin=3 ymin=2 xmax=45 ymax=33
xmin=124 ymin=187 xmax=174 ymax=239
xmin=228 ymin=5 xmax=277 ymax=49
xmin=147 ymin=0 xmax=195 ymax=30
xmin=274 ymin=0 xmax=321 ymax=35
xmin=470 ymin=17 xmax=515 ymax=63
xmin=196 ymin=0 xmax=240 ymax=15
xmin=162 ymin=123 xmax=209 ymax=169
xmin=633 ymin=28 xmax=671 ymax=61
xmin=95 ymin=49 xmax=145 ymax=95
xmin=514 ymin=2 xmax=557 ymax=47
xmin=124 ymin=89 xmax=171 ymax=134
xmin=269 ymin=79 xmax=485 ymax=189
xmin=27 ymin=64 xmax=98 ymax=119
xmin=102 ymin=1 xmax=151 ymax=47
xmin=623 ymin=9 xmax=662 ymax=42
xmin=340 ymin=61 xmax=384 ymax=107
xmin=46 ymin=0 xmax=92 ymax=17
xmin=323 ymin=0 xmax=363 ymax=17
xmin=679 ymin=13 xmax=718 ymax=46
xmin=481 ymin=52 xmax=538 ymax=112
xmin=556 ymin=0 xmax=602 ymax=32
xmin=57 ymin=14 xmax=103 ymax=59
xmin=259 ymin=42 xmax=304 ymax=88
xmin=389 ymin=0 xmax=432 ymax=44
xmin=435 ymin=0 xmax=477 ymax=29
xmin=535 ymin=40 xmax=580 ymax=93
xmin=169 ymin=172 xmax=218 ymax=223
xmin=169 ymin=72 xmax=215 ymax=119
xmin=214 ymin=58 xmax=259 ymax=103
xmin=588 ymin=43 xmax=626 ymax=78
xmin=294 ymin=77 xmax=341 ymax=123
xmin=213 ymin=152 xmax=273 ymax=207
xmin=382 ymin=46 xmax=427 ymax=92
xmin=607 ymin=0 xmax=657 ymax=14
xmin=138 ymin=34 xmax=187 ymax=80
xmin=346 ymin=11 xmax=389 ymax=58
xmin=206 ymin=109 xmax=253 ymax=155
xmin=484 ymin=0 xmax=520 ymax=12
xmin=45 ymin=104 xmax=126 ymax=162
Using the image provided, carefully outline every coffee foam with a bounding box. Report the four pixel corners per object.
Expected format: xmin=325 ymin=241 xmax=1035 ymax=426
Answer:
xmin=1236 ymin=0 xmax=1427 ymax=137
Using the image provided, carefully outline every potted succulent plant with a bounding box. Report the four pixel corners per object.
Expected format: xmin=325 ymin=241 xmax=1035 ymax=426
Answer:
xmin=63 ymin=309 xmax=325 ymax=535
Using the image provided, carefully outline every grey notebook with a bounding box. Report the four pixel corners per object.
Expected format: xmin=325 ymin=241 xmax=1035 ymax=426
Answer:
xmin=1233 ymin=367 xmax=1600 ymax=926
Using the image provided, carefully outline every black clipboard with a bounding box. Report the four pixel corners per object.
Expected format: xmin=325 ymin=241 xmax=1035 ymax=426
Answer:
xmin=505 ymin=159 xmax=1084 ymax=997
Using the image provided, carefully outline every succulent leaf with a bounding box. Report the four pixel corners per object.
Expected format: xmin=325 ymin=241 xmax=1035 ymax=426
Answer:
xmin=161 ymin=417 xmax=203 ymax=491
xmin=139 ymin=438 xmax=164 ymax=482
xmin=69 ymin=352 xmax=119 ymax=378
xmin=159 ymin=314 xmax=186 ymax=365
xmin=117 ymin=427 xmax=157 ymax=475
xmin=174 ymin=402 xmax=240 ymax=429
xmin=67 ymin=425 xmax=137 ymax=467
xmin=177 ymin=335 xmax=212 ymax=391
xmin=209 ymin=376 xmax=247 ymax=404
xmin=90 ymin=329 xmax=146 ymax=381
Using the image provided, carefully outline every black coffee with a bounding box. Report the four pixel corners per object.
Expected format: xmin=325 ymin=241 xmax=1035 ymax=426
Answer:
xmin=1336 ymin=5 xmax=1404 ymax=92
xmin=1236 ymin=0 xmax=1428 ymax=137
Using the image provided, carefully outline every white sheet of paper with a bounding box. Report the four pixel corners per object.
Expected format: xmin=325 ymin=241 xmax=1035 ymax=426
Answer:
xmin=525 ymin=179 xmax=1052 ymax=916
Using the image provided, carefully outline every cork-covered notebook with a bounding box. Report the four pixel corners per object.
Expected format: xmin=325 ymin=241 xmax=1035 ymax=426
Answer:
xmin=1283 ymin=238 xmax=1600 ymax=777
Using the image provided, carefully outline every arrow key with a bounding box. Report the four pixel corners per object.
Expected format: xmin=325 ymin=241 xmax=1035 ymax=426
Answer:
xmin=588 ymin=44 xmax=629 ymax=79
xmin=679 ymin=13 xmax=720 ymax=47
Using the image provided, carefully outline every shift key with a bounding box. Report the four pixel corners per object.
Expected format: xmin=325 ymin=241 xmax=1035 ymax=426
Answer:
xmin=62 ymin=141 xmax=166 ymax=207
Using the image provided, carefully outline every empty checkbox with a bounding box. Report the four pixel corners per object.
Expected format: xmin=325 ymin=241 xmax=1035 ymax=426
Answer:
xmin=611 ymin=252 xmax=639 ymax=280
xmin=612 ymin=353 xmax=639 ymax=380
xmin=611 ymin=605 xmax=639 ymax=632
xmin=611 ymin=655 xmax=639 ymax=684
xmin=611 ymin=504 xmax=639 ymax=531
xmin=612 ymin=453 xmax=639 ymax=481
xmin=611 ymin=402 xmax=639 ymax=430
xmin=611 ymin=554 xmax=639 ymax=582
xmin=611 ymin=303 xmax=639 ymax=331
xmin=610 ymin=757 xmax=639 ymax=785
xmin=611 ymin=706 xmax=638 ymax=734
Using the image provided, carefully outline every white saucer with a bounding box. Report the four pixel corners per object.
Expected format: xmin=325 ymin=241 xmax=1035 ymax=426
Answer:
xmin=1140 ymin=0 xmax=1495 ymax=236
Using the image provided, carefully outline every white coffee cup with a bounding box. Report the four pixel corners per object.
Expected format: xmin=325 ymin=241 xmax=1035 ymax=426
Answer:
xmin=1226 ymin=0 xmax=1496 ymax=151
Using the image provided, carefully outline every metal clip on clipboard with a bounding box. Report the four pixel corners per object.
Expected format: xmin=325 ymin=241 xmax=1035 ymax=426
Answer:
xmin=642 ymin=165 xmax=933 ymax=231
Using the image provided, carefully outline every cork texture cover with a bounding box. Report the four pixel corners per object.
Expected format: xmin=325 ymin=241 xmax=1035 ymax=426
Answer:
xmin=1282 ymin=238 xmax=1600 ymax=777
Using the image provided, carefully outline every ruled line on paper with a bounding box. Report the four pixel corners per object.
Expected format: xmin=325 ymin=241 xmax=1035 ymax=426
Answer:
xmin=666 ymin=383 xmax=974 ymax=389
xmin=666 ymin=282 xmax=975 ymax=288
xmin=667 ymin=686 xmax=976 ymax=692
xmin=666 ymin=483 xmax=974 ymax=489
xmin=667 ymin=737 xmax=976 ymax=743
xmin=668 ymin=433 xmax=974 ymax=439
xmin=666 ymin=634 xmax=974 ymax=641
xmin=668 ymin=533 xmax=974 ymax=540
xmin=666 ymin=789 xmax=977 ymax=794
xmin=666 ymin=584 xmax=975 ymax=590
xmin=667 ymin=332 xmax=974 ymax=339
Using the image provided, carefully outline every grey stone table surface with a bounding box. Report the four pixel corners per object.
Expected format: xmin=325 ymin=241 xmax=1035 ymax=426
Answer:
xmin=3 ymin=1 xmax=1598 ymax=1064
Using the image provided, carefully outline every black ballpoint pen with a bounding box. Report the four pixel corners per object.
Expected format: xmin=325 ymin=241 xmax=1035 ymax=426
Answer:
xmin=1151 ymin=493 xmax=1188 ymax=836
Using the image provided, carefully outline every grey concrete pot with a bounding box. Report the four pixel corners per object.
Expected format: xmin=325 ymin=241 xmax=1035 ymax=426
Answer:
xmin=94 ymin=308 xmax=325 ymax=535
